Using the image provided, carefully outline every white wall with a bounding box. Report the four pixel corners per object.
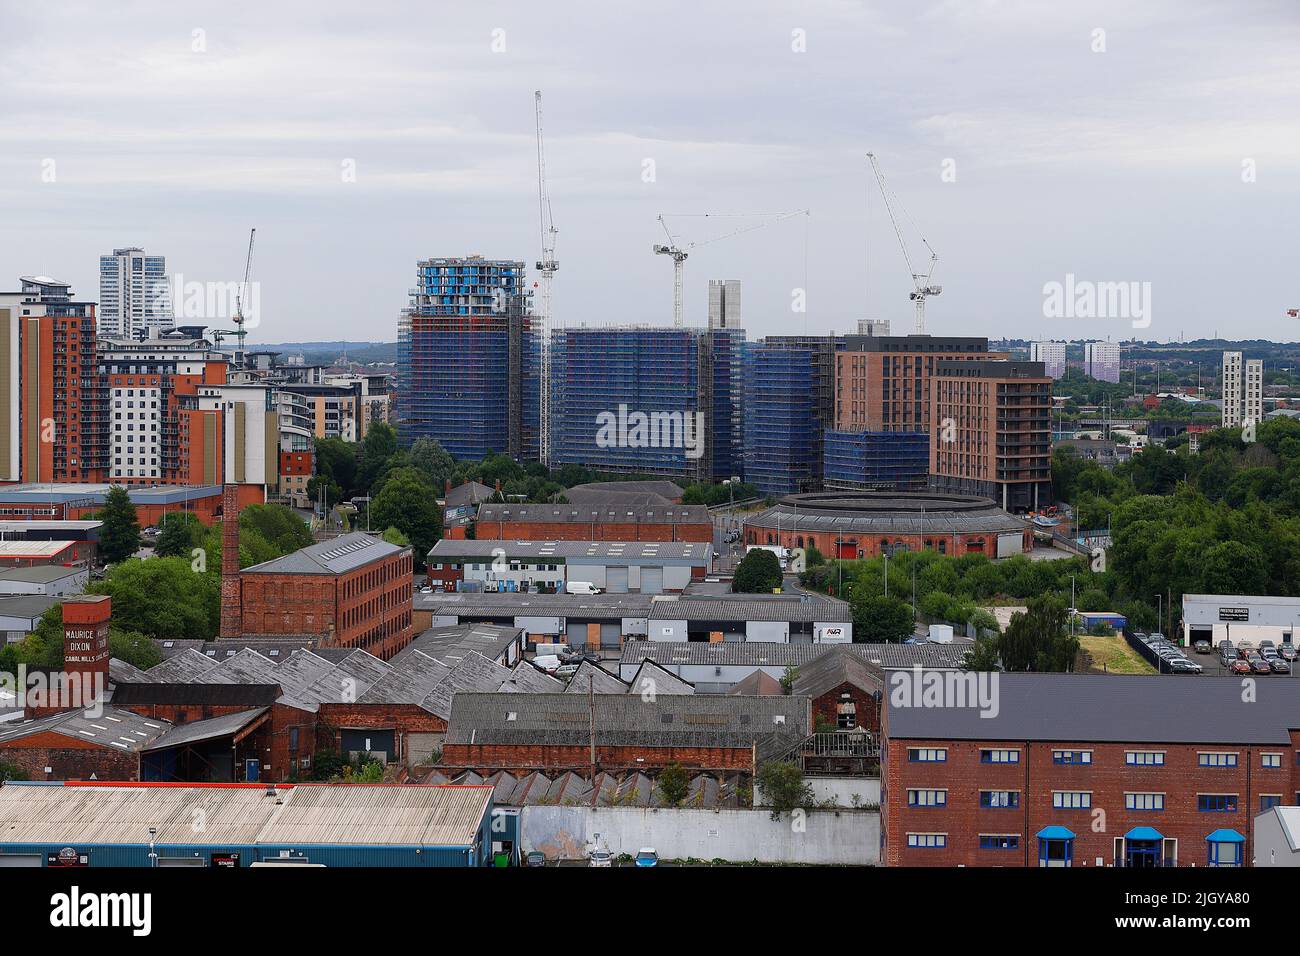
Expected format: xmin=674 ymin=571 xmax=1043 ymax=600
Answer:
xmin=756 ymin=775 xmax=880 ymax=808
xmin=522 ymin=805 xmax=879 ymax=865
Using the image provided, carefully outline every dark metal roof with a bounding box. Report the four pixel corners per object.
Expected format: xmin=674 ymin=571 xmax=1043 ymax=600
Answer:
xmin=110 ymin=683 xmax=280 ymax=706
xmin=562 ymin=660 xmax=628 ymax=695
xmin=792 ymin=646 xmax=881 ymax=699
xmin=241 ymin=531 xmax=408 ymax=576
xmin=885 ymin=673 xmax=1300 ymax=745
xmin=394 ymin=623 xmax=522 ymax=668
xmin=445 ymin=693 xmax=810 ymax=750
xmin=141 ymin=707 xmax=270 ymax=751
xmin=745 ymin=491 xmax=1027 ymax=536
xmin=418 ymin=592 xmax=655 ymax=619
xmin=619 ymin=640 xmax=970 ymax=669
xmin=646 ymin=596 xmax=851 ymax=623
xmin=476 ymin=503 xmax=710 ymax=525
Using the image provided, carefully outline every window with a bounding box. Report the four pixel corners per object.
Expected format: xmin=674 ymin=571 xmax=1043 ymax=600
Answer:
xmin=1126 ymin=751 xmax=1165 ymax=766
xmin=908 ymin=789 xmax=947 ymax=808
xmin=980 ymin=749 xmax=1019 ymax=764
xmin=907 ymin=747 xmax=946 ymax=763
xmin=1125 ymin=792 xmax=1165 ymax=811
xmin=1199 ymin=752 xmax=1238 ymax=768
xmin=1053 ymin=791 xmax=1091 ymax=809
xmin=1260 ymin=794 xmax=1283 ymax=811
xmin=1207 ymin=839 xmax=1242 ymax=867
xmin=1197 ymin=794 xmax=1238 ymax=813
xmin=980 ymin=790 xmax=1019 ymax=809
xmin=979 ymin=834 xmax=1019 ymax=851
xmin=1262 ymin=753 xmax=1282 ymax=769
xmin=906 ymin=833 xmax=946 ymax=849
xmin=1053 ymin=750 xmax=1092 ymax=765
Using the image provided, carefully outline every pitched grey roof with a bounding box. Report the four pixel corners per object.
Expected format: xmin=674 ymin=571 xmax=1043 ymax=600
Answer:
xmin=885 ymin=673 xmax=1300 ymax=745
xmin=301 ymin=649 xmax=394 ymax=704
xmin=498 ymin=662 xmax=564 ymax=694
xmin=562 ymin=660 xmax=628 ymax=695
xmin=241 ymin=531 xmax=407 ymax=576
xmin=142 ymin=707 xmax=270 ymax=752
xmin=144 ymin=648 xmax=221 ymax=682
xmin=619 ymin=640 xmax=969 ymax=670
xmin=626 ymin=660 xmax=695 ymax=697
xmin=792 ymin=645 xmax=882 ymax=699
xmin=647 ymin=596 xmax=851 ymax=623
xmin=356 ymin=650 xmax=451 ymax=706
xmin=393 ymin=623 xmax=521 ymax=668
xmin=421 ymin=652 xmax=512 ymax=720
xmin=0 ymin=705 xmax=168 ymax=751
xmin=191 ymin=648 xmax=280 ymax=685
xmin=727 ymin=671 xmax=785 ymax=696
xmin=418 ymin=592 xmax=654 ymax=620
xmin=445 ymin=693 xmax=811 ymax=749
xmin=108 ymin=658 xmax=149 ymax=685
xmin=0 ymin=595 xmax=59 ymax=620
xmin=268 ymin=650 xmax=339 ymax=698
xmin=445 ymin=481 xmax=496 ymax=510
xmin=565 ymin=480 xmax=684 ymax=501
xmin=476 ymin=503 xmax=709 ymax=525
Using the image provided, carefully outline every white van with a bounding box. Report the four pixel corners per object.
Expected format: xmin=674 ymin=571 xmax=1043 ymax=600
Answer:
xmin=565 ymin=581 xmax=602 ymax=596
xmin=534 ymin=642 xmax=572 ymax=659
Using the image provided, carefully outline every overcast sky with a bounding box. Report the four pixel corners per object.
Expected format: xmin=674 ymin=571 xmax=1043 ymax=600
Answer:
xmin=1 ymin=0 xmax=1297 ymax=345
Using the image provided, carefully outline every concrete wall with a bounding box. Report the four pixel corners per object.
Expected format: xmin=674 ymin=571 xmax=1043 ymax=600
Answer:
xmin=756 ymin=775 xmax=881 ymax=808
xmin=521 ymin=805 xmax=879 ymax=865
xmin=746 ymin=620 xmax=791 ymax=642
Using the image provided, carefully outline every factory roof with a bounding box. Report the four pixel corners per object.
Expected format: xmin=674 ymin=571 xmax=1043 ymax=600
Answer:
xmin=745 ymin=491 xmax=1028 ymax=536
xmin=242 ymin=531 xmax=408 ymax=576
xmin=792 ymin=645 xmax=882 ymax=699
xmin=562 ymin=660 xmax=628 ymax=695
xmin=0 ymin=565 xmax=86 ymax=584
xmin=428 ymin=539 xmax=710 ymax=563
xmin=142 ymin=707 xmax=270 ymax=752
xmin=0 ymin=483 xmax=223 ymax=505
xmin=391 ymin=623 xmax=522 ymax=669
xmin=417 ymin=591 xmax=655 ymax=618
xmin=476 ymin=503 xmax=710 ymax=525
xmin=497 ymin=662 xmax=564 ymax=694
xmin=0 ymin=783 xmax=491 ymax=849
xmin=445 ymin=693 xmax=809 ymax=754
xmin=646 ymin=595 xmax=851 ymax=623
xmin=0 ymin=595 xmax=59 ymax=621
xmin=420 ymin=653 xmax=511 ymax=720
xmin=0 ymin=705 xmax=168 ymax=751
xmin=0 ymin=541 xmax=77 ymax=559
xmin=619 ymin=640 xmax=971 ymax=670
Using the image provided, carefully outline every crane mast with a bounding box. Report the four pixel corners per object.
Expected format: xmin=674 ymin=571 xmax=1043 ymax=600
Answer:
xmin=866 ymin=153 xmax=940 ymax=334
xmin=535 ymin=91 xmax=559 ymax=465
xmin=231 ymin=227 xmax=256 ymax=361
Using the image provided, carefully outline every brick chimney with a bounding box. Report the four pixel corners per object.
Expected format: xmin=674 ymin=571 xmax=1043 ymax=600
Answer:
xmin=219 ymin=483 xmax=242 ymax=639
xmin=27 ymin=595 xmax=112 ymax=717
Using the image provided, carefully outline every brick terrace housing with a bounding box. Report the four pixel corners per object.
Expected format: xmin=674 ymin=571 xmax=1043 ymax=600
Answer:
xmin=472 ymin=503 xmax=713 ymax=543
xmin=882 ymin=673 xmax=1300 ymax=868
xmin=228 ymin=530 xmax=414 ymax=660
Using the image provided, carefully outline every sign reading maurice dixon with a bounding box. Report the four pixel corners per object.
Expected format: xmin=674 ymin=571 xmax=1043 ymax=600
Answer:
xmin=64 ymin=626 xmax=109 ymax=664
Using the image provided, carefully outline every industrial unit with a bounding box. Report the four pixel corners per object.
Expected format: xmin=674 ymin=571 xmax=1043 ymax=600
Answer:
xmin=426 ymin=539 xmax=712 ymax=594
xmin=0 ymin=782 xmax=496 ymax=867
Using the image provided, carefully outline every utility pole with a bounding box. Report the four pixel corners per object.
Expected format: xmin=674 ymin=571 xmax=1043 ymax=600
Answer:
xmin=588 ymin=673 xmax=596 ymax=774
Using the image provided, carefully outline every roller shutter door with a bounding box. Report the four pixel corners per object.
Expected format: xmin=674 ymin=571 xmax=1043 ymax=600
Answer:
xmin=640 ymin=567 xmax=664 ymax=594
xmin=600 ymin=623 xmax=621 ymax=648
xmin=606 ymin=566 xmax=629 ymax=593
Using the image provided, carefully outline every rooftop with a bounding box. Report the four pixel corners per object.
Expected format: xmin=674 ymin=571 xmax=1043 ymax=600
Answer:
xmin=391 ymin=623 xmax=522 ymax=669
xmin=0 ymin=484 xmax=222 ymax=505
xmin=745 ymin=491 xmax=1028 ymax=535
xmin=885 ymin=673 xmax=1300 ymax=745
xmin=242 ymin=531 xmax=408 ymax=576
xmin=0 ymin=565 xmax=86 ymax=584
xmin=0 ymin=594 xmax=59 ymax=620
xmin=646 ymin=595 xmax=851 ymax=623
xmin=427 ymin=539 xmax=711 ymax=563
xmin=476 ymin=503 xmax=710 ymax=525
xmin=619 ymin=640 xmax=971 ymax=670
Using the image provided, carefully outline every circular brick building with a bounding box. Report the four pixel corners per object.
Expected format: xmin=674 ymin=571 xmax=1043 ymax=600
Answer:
xmin=743 ymin=491 xmax=1032 ymax=559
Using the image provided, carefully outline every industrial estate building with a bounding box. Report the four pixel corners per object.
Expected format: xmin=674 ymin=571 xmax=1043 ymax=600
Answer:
xmin=426 ymin=539 xmax=712 ymax=594
xmin=472 ymin=502 xmax=713 ymax=543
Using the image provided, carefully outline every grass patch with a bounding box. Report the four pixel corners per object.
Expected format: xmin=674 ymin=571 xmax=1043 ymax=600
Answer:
xmin=1077 ymin=635 xmax=1157 ymax=675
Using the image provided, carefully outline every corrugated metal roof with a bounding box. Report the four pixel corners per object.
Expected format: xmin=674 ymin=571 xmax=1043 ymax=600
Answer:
xmin=476 ymin=503 xmax=710 ymax=525
xmin=619 ymin=640 xmax=969 ymax=669
xmin=497 ymin=662 xmax=563 ymax=694
xmin=356 ymin=651 xmax=451 ymax=707
xmin=0 ymin=706 xmax=168 ymax=751
xmin=242 ymin=532 xmax=408 ymax=576
xmin=646 ymin=596 xmax=851 ymax=623
xmin=142 ymin=707 xmax=270 ymax=751
xmin=625 ymin=660 xmax=695 ymax=696
xmin=0 ymin=783 xmax=491 ymax=849
xmin=428 ymin=539 xmax=709 ymax=562
xmin=394 ymin=623 xmax=521 ymax=668
xmin=145 ymin=649 xmax=221 ymax=682
xmin=562 ymin=660 xmax=628 ymax=695
xmin=421 ymin=653 xmax=512 ymax=720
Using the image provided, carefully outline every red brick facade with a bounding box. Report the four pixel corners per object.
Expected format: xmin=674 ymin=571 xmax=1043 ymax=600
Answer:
xmin=811 ymin=683 xmax=881 ymax=735
xmin=0 ymin=731 xmax=140 ymax=781
xmin=747 ymin=525 xmax=1033 ymax=559
xmin=317 ymin=703 xmax=447 ymax=763
xmin=881 ymin=734 xmax=1298 ymax=867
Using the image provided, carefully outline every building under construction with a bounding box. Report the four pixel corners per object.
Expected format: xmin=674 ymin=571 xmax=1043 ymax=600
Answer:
xmin=550 ymin=326 xmax=742 ymax=481
xmin=396 ymin=256 xmax=538 ymax=460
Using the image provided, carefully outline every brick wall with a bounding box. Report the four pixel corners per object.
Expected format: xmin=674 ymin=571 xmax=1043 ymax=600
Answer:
xmin=812 ymin=683 xmax=881 ymax=735
xmin=0 ymin=732 xmax=139 ymax=781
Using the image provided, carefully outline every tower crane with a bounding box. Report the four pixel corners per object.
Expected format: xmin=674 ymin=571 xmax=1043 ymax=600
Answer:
xmin=534 ymin=91 xmax=559 ymax=467
xmin=866 ymin=153 xmax=940 ymax=334
xmin=654 ymin=210 xmax=808 ymax=327
xmin=232 ymin=227 xmax=256 ymax=360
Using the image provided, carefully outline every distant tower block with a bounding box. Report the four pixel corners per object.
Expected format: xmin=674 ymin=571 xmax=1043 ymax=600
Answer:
xmin=857 ymin=319 xmax=890 ymax=337
xmin=708 ymin=279 xmax=741 ymax=330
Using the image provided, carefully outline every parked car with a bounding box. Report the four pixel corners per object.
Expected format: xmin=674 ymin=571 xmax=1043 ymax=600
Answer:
xmin=1269 ymin=657 xmax=1291 ymax=674
xmin=561 ymin=651 xmax=602 ymax=665
xmin=554 ymin=663 xmax=580 ymax=679
xmin=532 ymin=655 xmax=562 ymax=675
xmin=635 ymin=848 xmax=659 ymax=868
xmin=1229 ymin=658 xmax=1253 ymax=675
xmin=588 ymin=849 xmax=613 ymax=868
xmin=1260 ymin=640 xmax=1276 ymax=652
xmin=525 ymin=851 xmax=546 ymax=867
xmin=1193 ymin=639 xmax=1212 ymax=654
xmin=1279 ymin=645 xmax=1298 ymax=662
xmin=1249 ymin=656 xmax=1273 ymax=675
xmin=1168 ymin=658 xmax=1202 ymax=674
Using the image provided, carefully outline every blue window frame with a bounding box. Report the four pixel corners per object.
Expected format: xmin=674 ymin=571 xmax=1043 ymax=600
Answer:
xmin=1207 ymin=840 xmax=1243 ymax=867
xmin=907 ymin=833 xmax=946 ymax=849
xmin=1038 ymin=837 xmax=1074 ymax=867
xmin=1199 ymin=752 xmax=1238 ymax=768
xmin=1053 ymin=750 xmax=1092 ymax=765
xmin=980 ymin=790 xmax=1020 ymax=809
xmin=908 ymin=789 xmax=947 ymax=808
xmin=907 ymin=748 xmax=947 ymax=763
xmin=1197 ymin=794 xmax=1238 ymax=813
xmin=980 ymin=749 xmax=1019 ymax=764
xmin=980 ymin=835 xmax=1019 ymax=851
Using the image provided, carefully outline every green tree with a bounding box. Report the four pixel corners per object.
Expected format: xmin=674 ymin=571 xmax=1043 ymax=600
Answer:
xmin=961 ymin=635 xmax=1001 ymax=672
xmin=409 ymin=438 xmax=456 ymax=489
xmin=88 ymin=558 xmax=220 ymax=641
xmin=369 ymin=467 xmax=441 ymax=567
xmin=656 ymin=763 xmax=689 ymax=807
xmin=240 ymin=503 xmax=313 ymax=554
xmin=98 ymin=486 xmax=140 ymax=564
xmin=154 ymin=512 xmax=203 ymax=558
xmin=780 ymin=665 xmax=798 ymax=695
xmin=381 ymin=526 xmax=410 ymax=547
xmin=756 ymin=761 xmax=813 ymax=821
xmin=0 ymin=761 xmax=26 ymax=781
xmin=109 ymin=628 xmax=164 ymax=670
xmin=999 ymin=595 xmax=1078 ymax=672
xmin=733 ymin=548 xmax=783 ymax=593
xmin=850 ymin=594 xmax=915 ymax=643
